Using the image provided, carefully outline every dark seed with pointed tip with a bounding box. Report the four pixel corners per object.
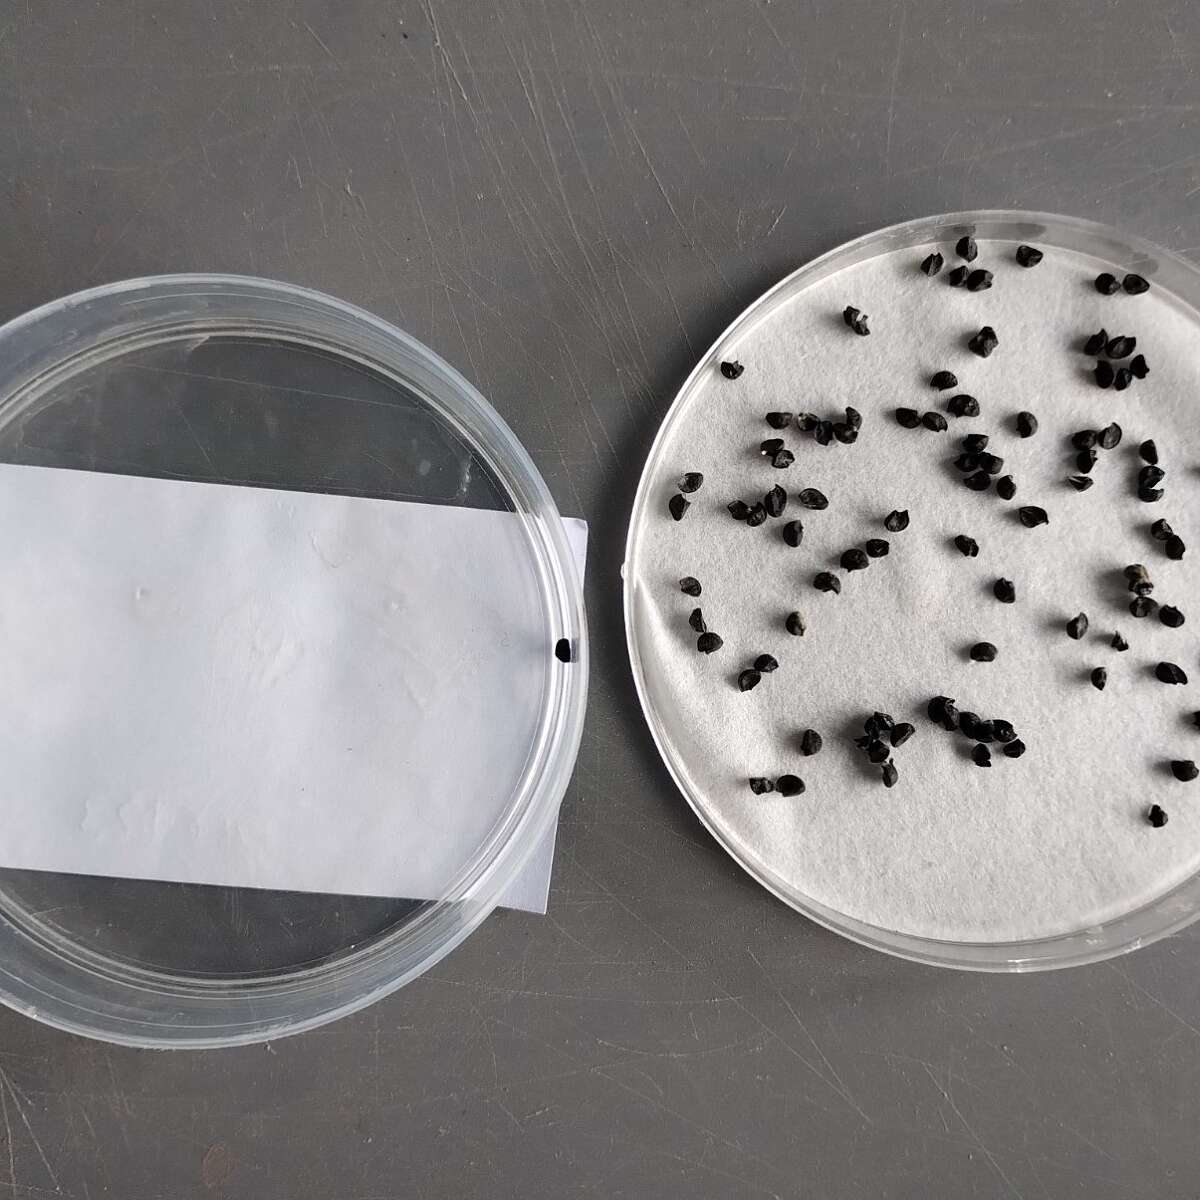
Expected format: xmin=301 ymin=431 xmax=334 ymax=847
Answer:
xmin=973 ymin=720 xmax=997 ymax=743
xmin=1139 ymin=486 xmax=1164 ymax=503
xmin=1016 ymin=412 xmax=1038 ymax=438
xmin=923 ymin=411 xmax=950 ymax=431
xmin=1106 ymin=335 xmax=1136 ymax=359
xmin=796 ymin=413 xmax=820 ymax=432
xmin=1140 ymin=441 xmax=1160 ymax=466
xmin=921 ymin=251 xmax=944 ymax=276
xmin=1018 ymin=506 xmax=1049 ymax=528
xmin=931 ymin=370 xmax=958 ymax=390
xmin=1077 ymin=449 xmax=1098 ymax=474
xmin=798 ymin=489 xmax=829 ymax=510
xmin=1156 ymin=662 xmax=1188 ymax=685
xmin=994 ymin=578 xmax=1016 ymax=604
xmin=967 ymin=326 xmax=999 ymax=358
xmin=843 ymin=306 xmax=870 ymax=336
xmin=1123 ymin=273 xmax=1150 ymax=294
xmin=964 ymin=471 xmax=992 ymax=492
xmin=1131 ymin=596 xmax=1158 ymax=618
xmin=890 ymin=722 xmax=915 ymax=748
xmin=1160 ymin=606 xmax=1185 ymax=629
xmin=813 ymin=571 xmax=841 ymax=594
xmin=749 ymin=777 xmax=774 ymax=795
xmin=1130 ymin=354 xmax=1149 ymax=379
xmin=1095 ymin=272 xmax=1121 ymax=295
xmin=947 ymin=265 xmax=969 ymax=287
xmin=1173 ymin=761 xmax=1199 ymax=782
xmin=865 ymin=538 xmax=890 ymax=558
xmin=1147 ymin=804 xmax=1168 ymax=827
xmin=1114 ymin=367 xmax=1133 ymax=391
xmin=777 ymin=774 xmax=805 ymax=796
xmin=966 ymin=268 xmax=993 ymax=292
xmin=1083 ymin=329 xmax=1108 ymax=355
xmin=688 ymin=607 xmax=707 ymax=633
xmin=841 ymin=548 xmax=870 ymax=572
xmin=1091 ymin=667 xmax=1107 ymax=691
xmin=772 ymin=448 xmax=795 ymax=469
xmin=746 ymin=503 xmax=768 ymax=528
xmin=754 ymin=654 xmax=779 ymax=675
xmin=782 ymin=520 xmax=804 ymax=548
xmin=881 ymin=761 xmax=899 ymax=788
xmin=972 ymin=744 xmax=992 ymax=767
xmin=1073 ymin=429 xmax=1099 ymax=451
xmin=1125 ymin=561 xmax=1149 ymax=582
xmin=785 ymin=611 xmax=806 ymax=636
xmin=678 ymin=472 xmax=704 ymax=494
xmin=948 ymin=394 xmax=981 ymax=418
xmin=1111 ymin=631 xmax=1129 ymax=651
xmin=1015 ymin=244 xmax=1043 ymax=267
xmin=1069 ymin=476 xmax=1094 ymax=492
xmin=800 ymin=729 xmax=823 ymax=756
xmin=928 ymin=696 xmax=955 ymax=722
xmin=977 ymin=452 xmax=1004 ymax=475
xmin=1003 ymin=739 xmax=1026 ymax=759
xmin=697 ymin=632 xmax=724 ymax=654
xmin=992 ymin=720 xmax=1017 ymax=744
xmin=896 ymin=407 xmax=921 ymax=429
xmin=954 ymin=534 xmax=979 ymax=557
xmin=956 ymin=235 xmax=978 ymax=261
xmin=766 ymin=411 xmax=793 ymax=429
xmin=1067 ymin=612 xmax=1089 ymax=640
xmin=996 ymin=475 xmax=1017 ymax=500
xmin=884 ymin=510 xmax=910 ymax=532
xmin=680 ymin=576 xmax=701 ymax=596
xmin=764 ymin=485 xmax=787 ymax=518
xmin=720 ymin=360 xmax=744 ymax=379
xmin=760 ymin=438 xmax=784 ymax=458
xmin=963 ymin=433 xmax=990 ymax=453
xmin=1166 ymin=535 xmax=1186 ymax=561
xmin=866 ymin=740 xmax=891 ymax=764
xmin=959 ymin=711 xmax=980 ymax=738
xmin=832 ymin=423 xmax=858 ymax=445
xmin=954 ymin=452 xmax=981 ymax=472
xmin=738 ymin=669 xmax=762 ymax=692
xmin=1094 ymin=360 xmax=1115 ymax=388
xmin=1098 ymin=422 xmax=1122 ymax=450
xmin=844 ymin=406 xmax=862 ymax=431
xmin=970 ymin=642 xmax=998 ymax=662
xmin=1140 ymin=465 xmax=1166 ymax=489
xmin=669 ymin=494 xmax=690 ymax=521
xmin=728 ymin=500 xmax=751 ymax=521
xmin=870 ymin=711 xmax=895 ymax=732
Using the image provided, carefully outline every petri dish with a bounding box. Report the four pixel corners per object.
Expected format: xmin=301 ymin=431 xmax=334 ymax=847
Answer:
xmin=625 ymin=210 xmax=1200 ymax=972
xmin=0 ymin=275 xmax=586 ymax=1046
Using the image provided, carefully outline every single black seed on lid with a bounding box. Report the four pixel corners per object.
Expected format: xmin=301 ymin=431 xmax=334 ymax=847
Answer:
xmin=1094 ymin=360 xmax=1115 ymax=389
xmin=798 ymin=488 xmax=829 ymax=510
xmin=1166 ymin=535 xmax=1186 ymax=561
xmin=746 ymin=503 xmax=768 ymax=528
xmin=754 ymin=654 xmax=779 ymax=674
xmin=1099 ymin=422 xmax=1123 ymax=450
xmin=866 ymin=740 xmax=891 ymax=764
xmin=1130 ymin=354 xmax=1150 ymax=379
xmin=966 ymin=268 xmax=993 ymax=292
xmin=882 ymin=761 xmax=900 ymax=788
xmin=890 ymin=722 xmax=916 ymax=748
xmin=1139 ymin=486 xmax=1164 ymax=503
xmin=865 ymin=538 xmax=890 ymax=558
xmin=896 ymin=407 xmax=922 ymax=428
xmin=923 ymin=410 xmax=950 ymax=431
xmin=777 ymin=774 xmax=805 ymax=796
xmin=1067 ymin=612 xmax=1090 ymax=640
xmin=1072 ymin=429 xmax=1099 ymax=451
xmin=669 ymin=494 xmax=690 ymax=521
xmin=959 ymin=710 xmax=980 ymax=737
xmin=1095 ymin=272 xmax=1121 ymax=295
xmin=1125 ymin=563 xmax=1150 ymax=585
xmin=748 ymin=777 xmax=774 ymax=795
xmin=967 ymin=326 xmax=999 ymax=358
xmin=1140 ymin=465 xmax=1166 ymax=489
xmin=678 ymin=471 xmax=704 ymax=493
xmin=771 ymin=448 xmax=796 ymax=469
xmin=1083 ymin=329 xmax=1108 ymax=356
xmin=832 ymin=423 xmax=858 ymax=445
xmin=921 ymin=251 xmax=944 ymax=276
xmin=1160 ymin=605 xmax=1185 ymax=628
xmin=947 ymin=265 xmax=970 ymax=287
xmin=1150 ymin=518 xmax=1173 ymax=541
xmin=1091 ymin=667 xmax=1108 ymax=691
xmin=766 ymin=411 xmax=793 ymax=429
xmin=720 ymin=360 xmax=744 ymax=379
xmin=814 ymin=421 xmax=834 ymax=446
xmin=845 ymin=406 xmax=863 ymax=431
xmin=555 ymin=638 xmax=572 ymax=663
xmin=1112 ymin=631 xmax=1129 ymax=651
xmin=800 ymin=729 xmax=823 ymax=756
xmin=955 ymin=234 xmax=978 ymax=261
xmin=973 ymin=720 xmax=997 ymax=743
xmin=1106 ymin=335 xmax=1136 ymax=359
xmin=977 ymin=452 xmax=1004 ymax=475
xmin=785 ymin=611 xmax=807 ymax=636
xmin=841 ymin=547 xmax=870 ymax=572
xmin=1016 ymin=412 xmax=1039 ymax=438
xmin=813 ymin=571 xmax=841 ymax=594
xmin=1018 ymin=505 xmax=1049 ymax=528
xmin=931 ymin=370 xmax=958 ymax=390
xmin=992 ymin=720 xmax=1017 ymax=744
xmin=996 ymin=475 xmax=1017 ymax=500
xmin=1172 ymin=761 xmax=1199 ymax=782
xmin=738 ymin=669 xmax=762 ymax=692
xmin=728 ymin=500 xmax=751 ymax=521
xmin=1016 ymin=244 xmax=1044 ymax=267
xmin=948 ymin=394 xmax=981 ymax=418
xmin=1147 ymin=804 xmax=1168 ymax=828
xmin=796 ymin=413 xmax=820 ymax=432
xmin=1131 ymin=596 xmax=1158 ymax=618
xmin=1003 ymin=739 xmax=1026 ymax=759
xmin=679 ymin=576 xmax=702 ymax=596
xmin=1069 ymin=476 xmax=1094 ymax=492
xmin=697 ymin=631 xmax=724 ymax=654
xmin=1114 ymin=367 xmax=1133 ymax=391
xmin=963 ymin=432 xmax=990 ymax=453
xmin=994 ymin=578 xmax=1016 ymax=604
xmin=964 ymin=471 xmax=992 ymax=492
xmin=955 ymin=452 xmax=980 ymax=473
xmin=1077 ymin=448 xmax=1098 ymax=474
xmin=782 ymin=520 xmax=804 ymax=548
xmin=688 ymin=607 xmax=707 ymax=633
xmin=764 ymin=485 xmax=787 ymax=518
xmin=970 ymin=642 xmax=998 ymax=662
xmin=869 ymin=711 xmax=895 ymax=732
xmin=1156 ymin=662 xmax=1188 ymax=685
xmin=954 ymin=534 xmax=980 ymax=557
xmin=884 ymin=509 xmax=910 ymax=532
xmin=972 ymin=744 xmax=992 ymax=768
xmin=760 ymin=438 xmax=784 ymax=457
xmin=843 ymin=305 xmax=870 ymax=336
xmin=928 ymin=696 xmax=955 ymax=722
xmin=1123 ymin=273 xmax=1150 ymax=294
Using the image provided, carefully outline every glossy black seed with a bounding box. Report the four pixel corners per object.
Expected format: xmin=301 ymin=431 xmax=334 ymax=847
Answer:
xmin=954 ymin=534 xmax=980 ymax=557
xmin=947 ymin=394 xmax=981 ymax=418
xmin=688 ymin=607 xmax=707 ymax=633
xmin=1106 ymin=335 xmax=1136 ymax=359
xmin=1111 ymin=631 xmax=1129 ymax=651
xmin=749 ymin=777 xmax=774 ymax=795
xmin=928 ymin=696 xmax=955 ymax=722
xmin=1114 ymin=367 xmax=1133 ymax=391
xmin=1139 ymin=486 xmax=1164 ymax=504
xmin=1140 ymin=465 xmax=1166 ymax=489
xmin=766 ymin=411 xmax=793 ymax=429
xmin=992 ymin=720 xmax=1017 ymax=744
xmin=754 ymin=654 xmax=779 ymax=675
xmin=1094 ymin=272 xmax=1121 ymax=295
xmin=795 ymin=412 xmax=820 ymax=432
xmin=777 ymin=774 xmax=805 ymax=796
xmin=970 ymin=642 xmax=998 ymax=662
xmin=677 ymin=472 xmax=705 ymax=495
xmin=947 ymin=265 xmax=969 ymax=287
xmin=890 ymin=722 xmax=915 ymax=748
xmin=1140 ymin=440 xmax=1160 ymax=465
xmin=972 ymin=744 xmax=992 ymax=767
xmin=963 ymin=433 xmax=990 ymax=454
xmin=1091 ymin=666 xmax=1108 ymax=691
xmin=1147 ymin=804 xmax=1168 ymax=827
xmin=1098 ymin=422 xmax=1123 ymax=450
xmin=813 ymin=571 xmax=841 ymax=594
xmin=996 ymin=475 xmax=1017 ymax=500
xmin=728 ymin=500 xmax=751 ymax=521
xmin=814 ymin=420 xmax=834 ymax=446
xmin=772 ymin=449 xmax=795 ymax=469
xmin=785 ymin=611 xmax=806 ymax=637
xmin=967 ymin=326 xmax=999 ymax=358
xmin=1076 ymin=448 xmax=1098 ymax=474
xmin=782 ymin=520 xmax=804 ymax=548
xmin=697 ymin=631 xmax=724 ymax=654
xmin=797 ymin=489 xmax=828 ymax=511
xmin=553 ymin=638 xmax=572 ymax=664
xmin=870 ymin=711 xmax=895 ymax=732
xmin=866 ymin=740 xmax=891 ymax=764
xmin=764 ymin=485 xmax=787 ymax=518
xmin=679 ymin=576 xmax=702 ymax=596
xmin=964 ymin=471 xmax=992 ymax=492
xmin=1166 ymin=535 xmax=1186 ymax=561
xmin=881 ymin=761 xmax=899 ymax=788
xmin=1123 ymin=273 xmax=1150 ymax=294
xmin=843 ymin=305 xmax=870 ymax=336
xmin=760 ymin=438 xmax=784 ymax=458
xmin=921 ymin=251 xmax=944 ymax=277
xmin=923 ymin=411 xmax=950 ymax=431
xmin=973 ymin=720 xmax=997 ymax=743
xmin=1094 ymin=360 xmax=1114 ymax=388
xmin=959 ymin=710 xmax=980 ymax=737
xmin=1069 ymin=476 xmax=1094 ymax=492
xmin=745 ymin=503 xmax=768 ymax=528
xmin=1083 ymin=329 xmax=1108 ymax=356
xmin=844 ymin=406 xmax=863 ymax=431
xmin=966 ymin=268 xmax=993 ymax=292
xmin=1126 ymin=562 xmax=1151 ymax=585
xmin=1018 ymin=505 xmax=1049 ymax=528
xmin=855 ymin=540 xmax=887 ymax=563
xmin=931 ymin=370 xmax=958 ymax=390
xmin=1066 ymin=612 xmax=1089 ymax=640
xmin=1131 ymin=596 xmax=1158 ymax=618
xmin=720 ymin=360 xmax=744 ymax=379
xmin=800 ymin=729 xmax=823 ymax=756
xmin=1072 ymin=429 xmax=1099 ymax=451
xmin=832 ymin=423 xmax=858 ymax=445
xmin=1003 ymin=739 xmax=1026 ymax=759
xmin=954 ymin=452 xmax=980 ymax=473
xmin=841 ymin=548 xmax=870 ymax=572
xmin=994 ymin=578 xmax=1016 ymax=604
xmin=669 ymin=494 xmax=690 ymax=521
xmin=1174 ymin=760 xmax=1200 ymax=782
xmin=1015 ymin=244 xmax=1043 ymax=267
xmin=884 ymin=509 xmax=910 ymax=533
xmin=955 ymin=235 xmax=978 ymax=261
xmin=1161 ymin=605 xmax=1185 ymax=628
xmin=1130 ymin=354 xmax=1150 ymax=379
xmin=896 ymin=407 xmax=922 ymax=429
xmin=977 ymin=452 xmax=1004 ymax=475
xmin=738 ymin=669 xmax=762 ymax=692
xmin=1016 ymin=412 xmax=1038 ymax=438
xmin=1156 ymin=662 xmax=1188 ymax=685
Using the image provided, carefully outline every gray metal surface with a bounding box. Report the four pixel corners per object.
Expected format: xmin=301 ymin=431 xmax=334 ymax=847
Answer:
xmin=2 ymin=1 xmax=1200 ymax=1195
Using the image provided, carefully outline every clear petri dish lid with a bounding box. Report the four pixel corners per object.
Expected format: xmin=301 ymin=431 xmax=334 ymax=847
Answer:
xmin=0 ymin=274 xmax=586 ymax=1046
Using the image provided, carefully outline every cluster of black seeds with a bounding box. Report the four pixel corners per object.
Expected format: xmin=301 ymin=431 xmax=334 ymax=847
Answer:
xmin=1150 ymin=516 xmax=1186 ymax=562
xmin=677 ymin=577 xmax=726 ymax=655
xmin=749 ymin=774 xmax=805 ymax=796
xmin=1136 ymin=437 xmax=1167 ymax=504
xmin=950 ymin=431 xmax=1009 ymax=495
xmin=895 ymin=407 xmax=952 ymax=431
xmin=852 ymin=711 xmax=915 ymax=788
xmin=1094 ymin=272 xmax=1150 ymax=296
xmin=1083 ymin=320 xmax=1150 ymax=391
xmin=737 ymin=653 xmax=779 ymax=693
xmin=1067 ymin=422 xmax=1121 ymax=489
xmin=927 ymin=696 xmax=1026 ymax=766
xmin=770 ymin=406 xmax=863 ymax=447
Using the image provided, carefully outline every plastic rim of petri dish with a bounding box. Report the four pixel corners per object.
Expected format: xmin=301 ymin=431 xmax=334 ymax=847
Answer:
xmin=0 ymin=274 xmax=587 ymax=1046
xmin=624 ymin=210 xmax=1200 ymax=973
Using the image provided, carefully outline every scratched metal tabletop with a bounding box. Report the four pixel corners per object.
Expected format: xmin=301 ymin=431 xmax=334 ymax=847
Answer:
xmin=2 ymin=2 xmax=1200 ymax=1196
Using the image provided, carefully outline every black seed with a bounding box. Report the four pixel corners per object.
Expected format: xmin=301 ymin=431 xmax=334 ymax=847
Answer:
xmin=843 ymin=305 xmax=870 ymax=336
xmin=1016 ymin=412 xmax=1039 ymax=438
xmin=1156 ymin=662 xmax=1188 ymax=685
xmin=1194 ymin=711 xmax=1200 ymax=731
xmin=1174 ymin=760 xmax=1200 ymax=782
xmin=1106 ymin=334 xmax=1136 ymax=359
xmin=865 ymin=538 xmax=890 ymax=558
xmin=760 ymin=438 xmax=784 ymax=458
xmin=923 ymin=410 xmax=950 ymax=431
xmin=1066 ymin=612 xmax=1089 ymax=640
xmin=720 ymin=360 xmax=744 ymax=379
xmin=896 ymin=407 xmax=922 ymax=429
xmin=966 ymin=268 xmax=993 ymax=292
xmin=814 ymin=421 xmax=834 ymax=446
xmin=800 ymin=729 xmax=823 ymax=756
xmin=1140 ymin=465 xmax=1166 ymax=489
xmin=967 ymin=326 xmax=999 ymax=358
xmin=970 ymin=642 xmax=998 ymax=662
xmin=697 ymin=631 xmax=724 ymax=653
xmin=931 ymin=370 xmax=958 ymax=390
xmin=1072 ymin=429 xmax=1099 ymax=451
xmin=1140 ymin=440 xmax=1160 ymax=465
xmin=881 ymin=761 xmax=899 ymax=788
xmin=1003 ymin=739 xmax=1026 ymax=759
xmin=1076 ymin=448 xmax=1098 ymax=474
xmin=1130 ymin=354 xmax=1150 ymax=379
xmin=996 ymin=475 xmax=1017 ymax=500
xmin=844 ymin=406 xmax=863 ymax=431
xmin=954 ymin=534 xmax=980 ymax=557
xmin=954 ymin=452 xmax=979 ymax=473
xmin=1114 ymin=367 xmax=1133 ymax=391
xmin=1069 ymin=476 xmax=1094 ymax=492
xmin=921 ymin=251 xmax=944 ymax=276
xmin=977 ymin=452 xmax=1004 ymax=475
xmin=947 ymin=265 xmax=970 ymax=287
xmin=764 ymin=485 xmax=788 ymax=518
xmin=866 ymin=740 xmax=891 ymax=764
xmin=782 ymin=520 xmax=804 ymax=548
xmin=679 ymin=576 xmax=702 ymax=596
xmin=963 ymin=432 xmax=990 ymax=453
xmin=754 ymin=654 xmax=779 ymax=674
xmin=955 ymin=235 xmax=978 ymax=261
xmin=1098 ymin=422 xmax=1123 ymax=450
xmin=1166 ymin=535 xmax=1186 ymax=561
xmin=766 ymin=411 xmax=793 ymax=429
xmin=745 ymin=503 xmax=768 ymax=528
xmin=1015 ymin=244 xmax=1043 ymax=267
xmin=1095 ymin=272 xmax=1121 ymax=295
xmin=1133 ymin=581 xmax=1155 ymax=598
xmin=884 ymin=509 xmax=910 ymax=532
xmin=785 ymin=611 xmax=806 ymax=636
xmin=870 ymin=711 xmax=895 ymax=732
xmin=964 ymin=471 xmax=992 ymax=492
xmin=841 ymin=547 xmax=870 ymax=572
xmin=1091 ymin=666 xmax=1108 ymax=691
xmin=777 ymin=774 xmax=805 ymax=796
xmin=678 ymin=471 xmax=704 ymax=493
xmin=1094 ymin=360 xmax=1114 ymax=389
xmin=749 ymin=777 xmax=774 ymax=795
xmin=554 ymin=638 xmax=572 ymax=664
xmin=1160 ymin=606 xmax=1185 ymax=628
xmin=832 ymin=423 xmax=858 ymax=445
xmin=993 ymin=578 xmax=1016 ymax=604
xmin=813 ymin=571 xmax=841 ymax=594
xmin=738 ymin=668 xmax=762 ymax=692
xmin=798 ymin=488 xmax=829 ymax=510
xmin=1083 ymin=329 xmax=1109 ymax=356
xmin=890 ymin=722 xmax=916 ymax=748
xmin=1131 ymin=596 xmax=1158 ymax=618
xmin=1147 ymin=803 xmax=1168 ymax=827
xmin=772 ymin=449 xmax=796 ymax=469
xmin=947 ymin=394 xmax=981 ymax=418
xmin=1111 ymin=631 xmax=1129 ymax=651
xmin=928 ymin=696 xmax=957 ymax=726
xmin=972 ymin=744 xmax=992 ymax=767
xmin=1018 ymin=506 xmax=1049 ymax=528
xmin=959 ymin=710 xmax=980 ymax=737
xmin=1139 ymin=486 xmax=1164 ymax=504
xmin=689 ymin=607 xmax=707 ymax=633
xmin=728 ymin=500 xmax=751 ymax=521
xmin=669 ymin=494 xmax=690 ymax=521
xmin=992 ymin=720 xmax=1017 ymax=744
xmin=796 ymin=412 xmax=820 ymax=432
xmin=1123 ymin=273 xmax=1150 ymax=295
xmin=973 ymin=720 xmax=997 ymax=743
